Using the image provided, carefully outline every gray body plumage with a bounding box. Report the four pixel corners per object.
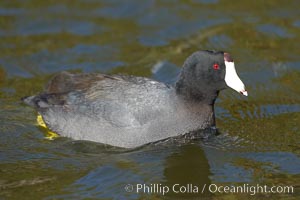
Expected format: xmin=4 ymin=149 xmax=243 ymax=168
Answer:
xmin=23 ymin=51 xmax=237 ymax=148
xmin=28 ymin=73 xmax=213 ymax=148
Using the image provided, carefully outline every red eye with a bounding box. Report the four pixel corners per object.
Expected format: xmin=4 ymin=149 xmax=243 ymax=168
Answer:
xmin=213 ymin=63 xmax=219 ymax=70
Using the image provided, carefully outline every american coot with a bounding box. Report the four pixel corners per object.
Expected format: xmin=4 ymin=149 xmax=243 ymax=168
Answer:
xmin=23 ymin=50 xmax=247 ymax=148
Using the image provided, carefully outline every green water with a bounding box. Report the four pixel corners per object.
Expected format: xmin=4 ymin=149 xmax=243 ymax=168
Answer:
xmin=0 ymin=0 xmax=299 ymax=199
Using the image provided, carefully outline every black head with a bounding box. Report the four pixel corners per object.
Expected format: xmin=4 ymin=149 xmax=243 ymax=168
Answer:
xmin=176 ymin=50 xmax=247 ymax=104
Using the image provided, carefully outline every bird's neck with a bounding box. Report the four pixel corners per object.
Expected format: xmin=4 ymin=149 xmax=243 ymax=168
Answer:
xmin=175 ymin=73 xmax=219 ymax=105
xmin=175 ymin=77 xmax=217 ymax=127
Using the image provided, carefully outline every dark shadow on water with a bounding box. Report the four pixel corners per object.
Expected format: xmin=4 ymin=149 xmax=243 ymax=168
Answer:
xmin=47 ymin=129 xmax=245 ymax=199
xmin=162 ymin=144 xmax=212 ymax=199
xmin=48 ymin=141 xmax=214 ymax=199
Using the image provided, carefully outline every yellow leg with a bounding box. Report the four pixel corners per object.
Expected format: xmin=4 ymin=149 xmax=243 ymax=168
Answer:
xmin=36 ymin=114 xmax=59 ymax=140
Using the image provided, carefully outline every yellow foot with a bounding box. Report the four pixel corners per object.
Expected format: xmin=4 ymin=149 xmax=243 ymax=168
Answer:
xmin=36 ymin=114 xmax=59 ymax=140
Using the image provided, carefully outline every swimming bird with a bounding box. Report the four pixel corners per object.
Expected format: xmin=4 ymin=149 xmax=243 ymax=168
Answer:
xmin=22 ymin=50 xmax=247 ymax=148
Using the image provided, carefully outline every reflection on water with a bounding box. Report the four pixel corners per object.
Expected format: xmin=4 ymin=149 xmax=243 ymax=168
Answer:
xmin=0 ymin=0 xmax=300 ymax=199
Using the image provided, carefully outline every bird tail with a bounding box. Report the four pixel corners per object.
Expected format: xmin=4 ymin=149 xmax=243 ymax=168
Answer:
xmin=21 ymin=94 xmax=50 ymax=109
xmin=21 ymin=95 xmax=36 ymax=107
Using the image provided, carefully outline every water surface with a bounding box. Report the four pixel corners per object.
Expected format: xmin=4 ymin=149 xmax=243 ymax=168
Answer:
xmin=0 ymin=0 xmax=299 ymax=199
